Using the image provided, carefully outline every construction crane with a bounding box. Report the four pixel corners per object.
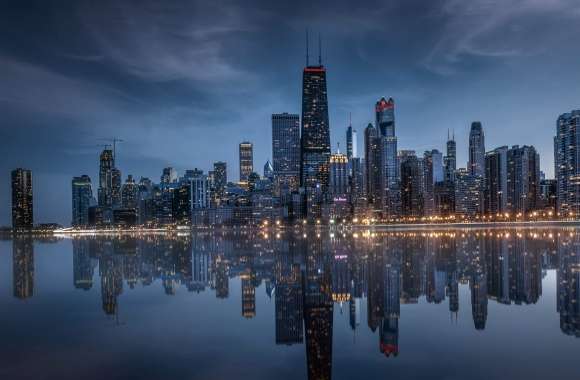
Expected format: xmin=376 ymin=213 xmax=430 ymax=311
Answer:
xmin=98 ymin=138 xmax=124 ymax=161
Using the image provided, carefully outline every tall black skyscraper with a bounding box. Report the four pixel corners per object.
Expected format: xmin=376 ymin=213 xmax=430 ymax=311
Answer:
xmin=11 ymin=168 xmax=33 ymax=230
xmin=300 ymin=45 xmax=331 ymax=195
xmin=346 ymin=122 xmax=357 ymax=160
xmin=213 ymin=161 xmax=227 ymax=202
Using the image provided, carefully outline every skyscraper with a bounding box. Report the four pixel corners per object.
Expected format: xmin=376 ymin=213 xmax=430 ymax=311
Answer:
xmin=98 ymin=149 xmax=114 ymax=208
xmin=444 ymin=131 xmax=457 ymax=183
xmin=346 ymin=124 xmax=357 ymax=160
xmin=484 ymin=146 xmax=508 ymax=215
xmin=161 ymin=167 xmax=177 ymax=184
xmin=121 ymin=175 xmax=139 ymax=210
xmin=364 ymin=123 xmax=380 ymax=205
xmin=272 ymin=113 xmax=300 ymax=192
xmin=468 ymin=122 xmax=485 ymax=177
xmin=11 ymin=168 xmax=33 ymax=230
xmin=506 ymin=145 xmax=540 ymax=214
xmin=455 ymin=168 xmax=483 ymax=218
xmin=239 ymin=141 xmax=254 ymax=182
xmin=555 ymin=110 xmax=580 ymax=216
xmin=72 ymin=175 xmax=93 ymax=227
xmin=376 ymin=97 xmax=399 ymax=216
xmin=300 ymin=55 xmax=331 ymax=196
xmin=399 ymin=151 xmax=423 ymax=217
xmin=263 ymin=160 xmax=274 ymax=180
xmin=329 ymin=152 xmax=349 ymax=198
xmin=213 ymin=161 xmax=227 ymax=203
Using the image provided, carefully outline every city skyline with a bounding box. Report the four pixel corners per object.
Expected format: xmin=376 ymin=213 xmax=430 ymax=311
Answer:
xmin=2 ymin=1 xmax=580 ymax=225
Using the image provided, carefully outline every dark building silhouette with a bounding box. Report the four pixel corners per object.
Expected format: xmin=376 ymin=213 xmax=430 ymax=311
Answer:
xmin=72 ymin=175 xmax=94 ymax=227
xmin=301 ymin=50 xmax=331 ymax=219
xmin=11 ymin=168 xmax=33 ymax=230
xmin=272 ymin=113 xmax=301 ymax=194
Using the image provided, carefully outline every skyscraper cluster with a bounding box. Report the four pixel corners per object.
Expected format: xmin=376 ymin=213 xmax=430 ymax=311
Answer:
xmin=6 ymin=47 xmax=580 ymax=230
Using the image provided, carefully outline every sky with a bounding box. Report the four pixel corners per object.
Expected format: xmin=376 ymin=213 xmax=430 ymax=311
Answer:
xmin=1 ymin=0 xmax=580 ymax=226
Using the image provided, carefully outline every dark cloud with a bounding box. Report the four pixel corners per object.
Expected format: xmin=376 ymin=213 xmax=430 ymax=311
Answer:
xmin=0 ymin=0 xmax=579 ymax=225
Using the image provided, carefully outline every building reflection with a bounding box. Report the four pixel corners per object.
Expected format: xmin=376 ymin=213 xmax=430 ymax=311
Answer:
xmin=13 ymin=236 xmax=34 ymax=299
xmin=9 ymin=228 xmax=580 ymax=378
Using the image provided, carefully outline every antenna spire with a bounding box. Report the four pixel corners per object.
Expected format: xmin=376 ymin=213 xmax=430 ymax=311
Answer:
xmin=318 ymin=33 xmax=322 ymax=66
xmin=306 ymin=29 xmax=310 ymax=66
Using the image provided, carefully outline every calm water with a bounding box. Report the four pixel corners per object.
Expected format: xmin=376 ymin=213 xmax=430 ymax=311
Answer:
xmin=1 ymin=227 xmax=579 ymax=380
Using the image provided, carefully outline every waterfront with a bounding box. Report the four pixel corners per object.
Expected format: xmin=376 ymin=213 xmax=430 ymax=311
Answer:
xmin=1 ymin=227 xmax=579 ymax=379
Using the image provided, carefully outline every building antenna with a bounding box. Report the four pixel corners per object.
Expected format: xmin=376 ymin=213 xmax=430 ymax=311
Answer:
xmin=306 ymin=28 xmax=309 ymax=66
xmin=318 ymin=33 xmax=322 ymax=66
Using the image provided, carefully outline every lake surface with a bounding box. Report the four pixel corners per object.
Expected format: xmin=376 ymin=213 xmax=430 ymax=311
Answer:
xmin=0 ymin=227 xmax=579 ymax=380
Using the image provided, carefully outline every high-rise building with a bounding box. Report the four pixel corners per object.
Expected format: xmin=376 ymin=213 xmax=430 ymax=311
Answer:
xmin=455 ymin=168 xmax=483 ymax=218
xmin=539 ymin=179 xmax=557 ymax=212
xmin=329 ymin=152 xmax=349 ymax=198
xmin=264 ymin=160 xmax=274 ymax=180
xmin=484 ymin=146 xmax=508 ymax=215
xmin=11 ymin=168 xmax=33 ymax=230
xmin=121 ymin=175 xmax=139 ymax=210
xmin=72 ymin=175 xmax=93 ymax=227
xmin=272 ymin=113 xmax=300 ymax=192
xmin=346 ymin=124 xmax=357 ymax=160
xmin=376 ymin=97 xmax=399 ymax=216
xmin=98 ymin=149 xmax=114 ymax=208
xmin=239 ymin=142 xmax=254 ymax=182
xmin=111 ymin=168 xmax=122 ymax=208
xmin=399 ymin=151 xmax=423 ymax=217
xmin=444 ymin=131 xmax=457 ymax=183
xmin=213 ymin=161 xmax=227 ymax=202
xmin=423 ymin=150 xmax=443 ymax=215
xmin=555 ymin=110 xmax=580 ymax=216
xmin=300 ymin=59 xmax=331 ymax=196
xmin=161 ymin=167 xmax=177 ymax=184
xmin=506 ymin=145 xmax=540 ymax=214
xmin=364 ymin=123 xmax=380 ymax=205
xmin=468 ymin=122 xmax=486 ymax=177
xmin=190 ymin=171 xmax=211 ymax=209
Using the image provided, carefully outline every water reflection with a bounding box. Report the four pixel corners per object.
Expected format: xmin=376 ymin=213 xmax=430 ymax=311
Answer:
xmin=7 ymin=228 xmax=580 ymax=378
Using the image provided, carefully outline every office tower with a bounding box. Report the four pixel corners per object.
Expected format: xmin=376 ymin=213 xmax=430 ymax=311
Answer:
xmin=98 ymin=148 xmax=114 ymax=208
xmin=484 ymin=146 xmax=508 ymax=215
xmin=375 ymin=97 xmax=400 ymax=217
xmin=300 ymin=54 xmax=331 ymax=196
xmin=506 ymin=145 xmax=540 ymax=214
xmin=272 ymin=113 xmax=300 ymax=192
xmin=190 ymin=171 xmax=211 ymax=209
xmin=539 ymin=179 xmax=557 ymax=212
xmin=468 ymin=122 xmax=486 ymax=177
xmin=423 ymin=150 xmax=444 ymax=215
xmin=111 ymin=168 xmax=122 ymax=208
xmin=71 ymin=175 xmax=93 ymax=227
xmin=364 ymin=123 xmax=380 ymax=205
xmin=346 ymin=124 xmax=358 ymax=160
xmin=264 ymin=160 xmax=274 ymax=180
xmin=555 ymin=110 xmax=580 ymax=216
xmin=444 ymin=131 xmax=457 ymax=182
xmin=329 ymin=152 xmax=349 ymax=198
xmin=399 ymin=151 xmax=423 ymax=217
xmin=12 ymin=237 xmax=34 ymax=299
xmin=213 ymin=161 xmax=227 ymax=200
xmin=350 ymin=157 xmax=365 ymax=204
xmin=239 ymin=142 xmax=254 ymax=182
xmin=121 ymin=175 xmax=139 ymax=210
xmin=455 ymin=168 xmax=483 ymax=218
xmin=172 ymin=183 xmax=191 ymax=224
xmin=434 ymin=181 xmax=455 ymax=217
xmin=161 ymin=167 xmax=177 ymax=184
xmin=11 ymin=168 xmax=33 ymax=230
